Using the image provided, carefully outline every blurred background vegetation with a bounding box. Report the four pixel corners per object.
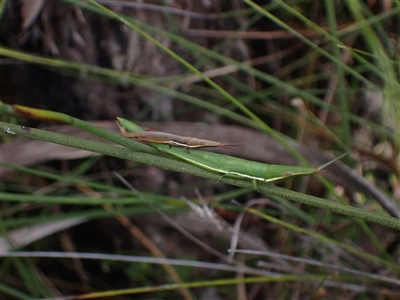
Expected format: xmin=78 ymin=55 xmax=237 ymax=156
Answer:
xmin=0 ymin=0 xmax=399 ymax=299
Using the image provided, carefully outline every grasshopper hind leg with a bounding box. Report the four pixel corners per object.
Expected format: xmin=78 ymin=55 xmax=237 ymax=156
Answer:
xmin=251 ymin=179 xmax=258 ymax=190
xmin=217 ymin=173 xmax=228 ymax=182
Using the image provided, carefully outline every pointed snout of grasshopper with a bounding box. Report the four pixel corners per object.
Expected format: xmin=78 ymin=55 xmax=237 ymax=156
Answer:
xmin=116 ymin=119 xmax=126 ymax=134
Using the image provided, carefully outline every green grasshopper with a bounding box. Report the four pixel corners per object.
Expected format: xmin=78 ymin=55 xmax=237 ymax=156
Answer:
xmin=116 ymin=117 xmax=346 ymax=185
